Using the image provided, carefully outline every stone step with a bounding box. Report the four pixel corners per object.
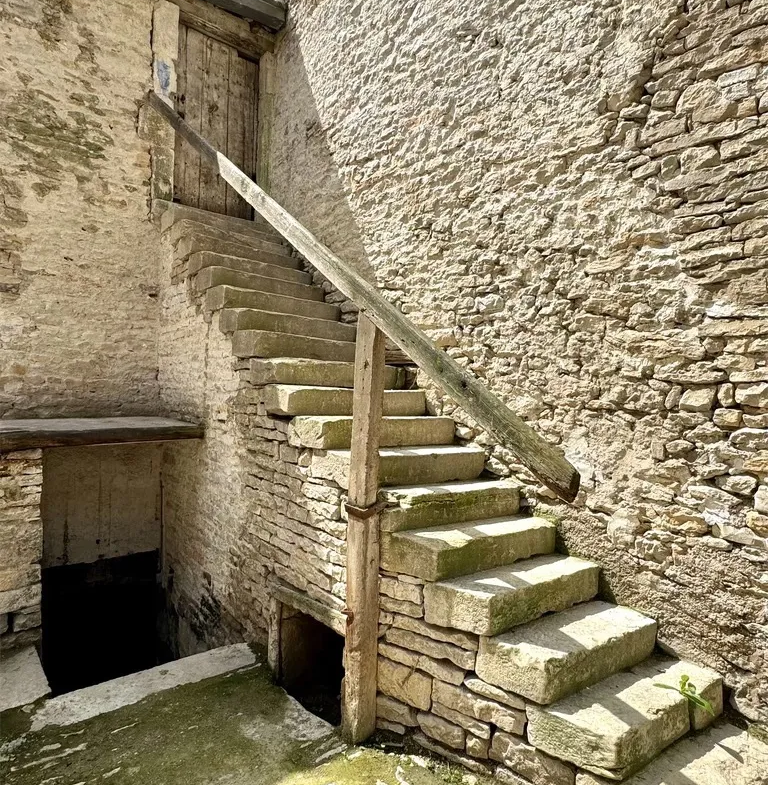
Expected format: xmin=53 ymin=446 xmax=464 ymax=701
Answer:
xmin=529 ymin=658 xmax=723 ymax=780
xmin=249 ymin=358 xmax=404 ymax=389
xmin=576 ymin=722 xmax=768 ymax=785
xmin=475 ymin=601 xmax=658 ymax=705
xmin=380 ymin=515 xmax=556 ymax=581
xmin=167 ymin=218 xmax=288 ymax=253
xmin=0 ymin=645 xmax=50 ymax=713
xmin=261 ymin=385 xmax=426 ymax=416
xmin=160 ymin=203 xmax=274 ymax=237
xmin=232 ymin=330 xmax=357 ymax=362
xmin=177 ymin=235 xmax=297 ymax=269
xmin=195 ymin=266 xmax=325 ymax=301
xmin=221 ymin=309 xmax=356 ymax=343
xmin=205 ymin=285 xmax=340 ymax=321
xmin=288 ymin=415 xmax=455 ymax=449
xmin=423 ymin=554 xmax=600 ymax=636
xmin=189 ymin=252 xmax=311 ymax=284
xmin=379 ymin=479 xmax=521 ymax=533
xmin=311 ymin=445 xmax=487 ymax=488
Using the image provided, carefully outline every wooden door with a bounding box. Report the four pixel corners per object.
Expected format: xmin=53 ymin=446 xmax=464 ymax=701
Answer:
xmin=174 ymin=24 xmax=258 ymax=218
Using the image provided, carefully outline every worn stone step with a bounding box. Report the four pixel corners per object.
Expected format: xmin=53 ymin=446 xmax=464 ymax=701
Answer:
xmin=262 ymin=385 xmax=426 ymax=417
xmin=221 ymin=309 xmax=356 ymax=343
xmin=576 ymin=722 xmax=768 ymax=785
xmin=195 ymin=266 xmax=325 ymax=301
xmin=250 ymin=358 xmax=404 ymax=389
xmin=189 ymin=252 xmax=311 ymax=284
xmin=177 ymin=235 xmax=297 ymax=269
xmin=205 ymin=285 xmax=340 ymax=321
xmin=289 ymin=415 xmax=455 ymax=449
xmin=311 ymin=445 xmax=486 ymax=488
xmin=476 ymin=602 xmax=657 ymax=705
xmin=167 ymin=218 xmax=288 ymax=253
xmin=232 ymin=330 xmax=357 ymax=362
xmin=380 ymin=515 xmax=556 ymax=581
xmin=423 ymin=554 xmax=600 ymax=636
xmin=529 ymin=658 xmax=723 ymax=780
xmin=379 ymin=479 xmax=521 ymax=533
xmin=161 ymin=203 xmax=273 ymax=236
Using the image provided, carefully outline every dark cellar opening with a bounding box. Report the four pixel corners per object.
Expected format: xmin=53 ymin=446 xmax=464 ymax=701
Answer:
xmin=279 ymin=610 xmax=345 ymax=726
xmin=41 ymin=551 xmax=171 ymax=696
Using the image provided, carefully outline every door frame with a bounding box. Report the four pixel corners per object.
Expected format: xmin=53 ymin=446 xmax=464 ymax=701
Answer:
xmin=146 ymin=0 xmax=277 ymax=216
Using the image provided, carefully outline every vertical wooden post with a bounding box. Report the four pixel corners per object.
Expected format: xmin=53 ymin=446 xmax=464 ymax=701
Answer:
xmin=342 ymin=314 xmax=386 ymax=744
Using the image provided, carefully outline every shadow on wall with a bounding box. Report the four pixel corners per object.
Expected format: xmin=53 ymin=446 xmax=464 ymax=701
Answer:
xmin=262 ymin=34 xmax=379 ymax=287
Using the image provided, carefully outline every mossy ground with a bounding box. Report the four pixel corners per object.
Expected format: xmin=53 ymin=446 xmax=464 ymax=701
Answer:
xmin=0 ymin=650 xmax=494 ymax=785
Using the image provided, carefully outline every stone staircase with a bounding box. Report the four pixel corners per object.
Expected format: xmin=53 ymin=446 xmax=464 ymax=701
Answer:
xmin=163 ymin=204 xmax=767 ymax=785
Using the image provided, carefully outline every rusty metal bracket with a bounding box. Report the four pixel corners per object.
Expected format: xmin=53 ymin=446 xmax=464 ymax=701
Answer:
xmin=344 ymin=500 xmax=386 ymax=520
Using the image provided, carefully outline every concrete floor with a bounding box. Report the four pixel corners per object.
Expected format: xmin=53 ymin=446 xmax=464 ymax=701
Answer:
xmin=0 ymin=646 xmax=495 ymax=785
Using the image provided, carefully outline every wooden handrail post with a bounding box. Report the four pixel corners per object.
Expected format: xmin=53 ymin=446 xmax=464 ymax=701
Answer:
xmin=342 ymin=315 xmax=386 ymax=744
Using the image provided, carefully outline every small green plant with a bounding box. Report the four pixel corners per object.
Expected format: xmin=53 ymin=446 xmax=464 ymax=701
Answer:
xmin=654 ymin=673 xmax=715 ymax=717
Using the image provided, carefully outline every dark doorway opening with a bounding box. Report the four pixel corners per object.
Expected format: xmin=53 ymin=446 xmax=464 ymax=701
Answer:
xmin=278 ymin=610 xmax=345 ymax=726
xmin=41 ymin=551 xmax=170 ymax=695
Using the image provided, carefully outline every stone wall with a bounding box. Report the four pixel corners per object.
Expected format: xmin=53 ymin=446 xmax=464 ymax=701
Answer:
xmin=267 ymin=0 xmax=768 ymax=721
xmin=375 ymin=567 xmax=578 ymax=784
xmin=157 ymin=209 xmax=350 ymax=657
xmin=0 ymin=0 xmax=161 ymax=416
xmin=41 ymin=444 xmax=162 ymax=568
xmin=0 ymin=450 xmax=43 ymax=650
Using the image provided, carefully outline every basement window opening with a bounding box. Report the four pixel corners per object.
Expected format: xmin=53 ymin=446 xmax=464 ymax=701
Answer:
xmin=277 ymin=609 xmax=345 ymax=726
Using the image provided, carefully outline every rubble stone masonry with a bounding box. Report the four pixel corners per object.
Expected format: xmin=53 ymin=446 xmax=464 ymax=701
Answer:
xmin=0 ymin=450 xmax=43 ymax=650
xmin=268 ymin=0 xmax=768 ymax=721
xmin=0 ymin=0 xmax=161 ymax=416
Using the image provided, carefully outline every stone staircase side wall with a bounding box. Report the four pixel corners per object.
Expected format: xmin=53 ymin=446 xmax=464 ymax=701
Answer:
xmin=374 ymin=567 xmax=575 ymax=784
xmin=0 ymin=450 xmax=43 ymax=650
xmin=157 ymin=242 xmax=349 ymax=656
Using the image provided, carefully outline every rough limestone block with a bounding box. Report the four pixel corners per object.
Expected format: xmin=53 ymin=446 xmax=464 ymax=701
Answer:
xmin=0 ymin=584 xmax=42 ymax=615
xmin=418 ymin=711 xmax=466 ymax=750
xmin=232 ymin=330 xmax=357 ymax=363
xmin=735 ymin=382 xmax=768 ymax=408
xmin=378 ymin=641 xmax=467 ymax=685
xmin=574 ymin=722 xmax=768 ymax=785
xmin=377 ymin=656 xmax=432 ymax=710
xmin=384 ymin=628 xmax=476 ymax=670
xmin=310 ymin=445 xmax=486 ymax=489
xmin=262 ymin=385 xmax=425 ymax=417
xmin=391 ymin=613 xmax=479 ymax=651
xmin=528 ymin=658 xmax=722 ymax=776
xmin=0 ymin=645 xmax=50 ymax=712
xmin=433 ymin=701 xmax=491 ymax=739
xmin=413 ymin=731 xmax=493 ymax=775
xmin=463 ymin=677 xmax=526 ymax=710
xmin=680 ymin=388 xmax=717 ymax=412
xmin=475 ymin=602 xmax=657 ymax=704
xmin=466 ymin=733 xmax=491 ymax=759
xmin=381 ymin=516 xmax=556 ymax=581
xmin=379 ymin=479 xmax=521 ymax=533
xmin=250 ymin=358 xmax=391 ymax=388
xmin=433 ymin=681 xmax=526 ymax=735
xmin=490 ymin=731 xmax=575 ymax=785
xmin=423 ymin=554 xmax=600 ymax=636
xmin=289 ymin=415 xmax=455 ymax=449
xmin=220 ymin=307 xmax=354 ymax=342
xmin=376 ymin=694 xmax=418 ymax=727
xmin=206 ymin=285 xmax=340 ymax=320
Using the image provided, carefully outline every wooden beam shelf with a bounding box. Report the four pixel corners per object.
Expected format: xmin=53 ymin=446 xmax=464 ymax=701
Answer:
xmin=0 ymin=417 xmax=204 ymax=451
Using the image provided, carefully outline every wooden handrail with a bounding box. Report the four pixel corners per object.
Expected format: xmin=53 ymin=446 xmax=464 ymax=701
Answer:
xmin=147 ymin=91 xmax=580 ymax=502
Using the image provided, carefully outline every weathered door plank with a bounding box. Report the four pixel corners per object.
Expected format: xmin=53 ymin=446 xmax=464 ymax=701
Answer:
xmin=199 ymin=36 xmax=230 ymax=213
xmin=181 ymin=25 xmax=206 ymax=207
